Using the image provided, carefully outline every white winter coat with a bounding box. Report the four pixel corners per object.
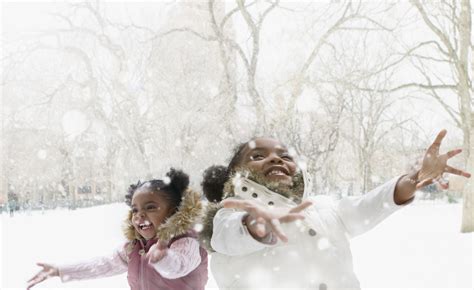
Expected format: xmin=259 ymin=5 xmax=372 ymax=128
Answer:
xmin=210 ymin=176 xmax=408 ymax=290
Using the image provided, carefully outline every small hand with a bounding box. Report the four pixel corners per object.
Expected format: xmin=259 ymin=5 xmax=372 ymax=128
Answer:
xmin=221 ymin=199 xmax=313 ymax=243
xmin=416 ymin=129 xmax=471 ymax=189
xmin=146 ymin=240 xmax=167 ymax=263
xmin=27 ymin=262 xmax=59 ymax=289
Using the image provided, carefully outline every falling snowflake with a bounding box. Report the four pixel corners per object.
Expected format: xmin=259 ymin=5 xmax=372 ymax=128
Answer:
xmin=209 ymin=86 xmax=218 ymax=96
xmin=317 ymin=237 xmax=330 ymax=250
xmin=248 ymin=140 xmax=256 ymax=149
xmin=194 ymin=223 xmax=204 ymax=232
xmin=288 ymin=147 xmax=297 ymax=157
xmin=297 ymin=160 xmax=307 ymax=171
xmin=37 ymin=150 xmax=47 ymax=160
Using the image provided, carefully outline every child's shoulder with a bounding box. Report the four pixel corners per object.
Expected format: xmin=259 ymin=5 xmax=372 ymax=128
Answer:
xmin=305 ymin=194 xmax=336 ymax=209
xmin=170 ymin=230 xmax=199 ymax=244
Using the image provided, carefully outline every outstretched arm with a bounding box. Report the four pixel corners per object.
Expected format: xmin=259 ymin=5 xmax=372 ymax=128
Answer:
xmin=394 ymin=129 xmax=471 ymax=205
xmin=27 ymin=246 xmax=128 ymax=289
xmin=336 ymin=130 xmax=470 ymax=237
xmin=147 ymin=237 xmax=202 ymax=279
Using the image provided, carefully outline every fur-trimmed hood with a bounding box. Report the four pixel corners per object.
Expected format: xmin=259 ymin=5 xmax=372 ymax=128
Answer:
xmin=123 ymin=189 xmax=203 ymax=242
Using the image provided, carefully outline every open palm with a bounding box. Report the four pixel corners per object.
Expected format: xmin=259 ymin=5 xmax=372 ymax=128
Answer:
xmin=27 ymin=262 xmax=59 ymax=289
xmin=416 ymin=129 xmax=471 ymax=189
xmin=221 ymin=199 xmax=312 ymax=243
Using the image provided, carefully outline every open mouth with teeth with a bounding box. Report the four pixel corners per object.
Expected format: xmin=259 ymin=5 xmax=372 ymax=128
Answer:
xmin=265 ymin=167 xmax=290 ymax=177
xmin=137 ymin=220 xmax=154 ymax=231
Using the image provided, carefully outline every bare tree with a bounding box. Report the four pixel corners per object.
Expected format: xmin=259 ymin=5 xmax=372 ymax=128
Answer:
xmin=414 ymin=0 xmax=473 ymax=232
xmin=382 ymin=0 xmax=473 ymax=232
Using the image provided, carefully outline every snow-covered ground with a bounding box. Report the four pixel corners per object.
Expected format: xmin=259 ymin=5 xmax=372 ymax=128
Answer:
xmin=1 ymin=202 xmax=472 ymax=290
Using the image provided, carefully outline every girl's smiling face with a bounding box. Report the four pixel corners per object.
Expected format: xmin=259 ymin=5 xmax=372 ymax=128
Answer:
xmin=236 ymin=137 xmax=297 ymax=186
xmin=130 ymin=186 xmax=173 ymax=241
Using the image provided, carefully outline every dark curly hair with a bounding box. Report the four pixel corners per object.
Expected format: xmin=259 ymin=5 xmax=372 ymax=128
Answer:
xmin=201 ymin=141 xmax=251 ymax=202
xmin=125 ymin=168 xmax=189 ymax=210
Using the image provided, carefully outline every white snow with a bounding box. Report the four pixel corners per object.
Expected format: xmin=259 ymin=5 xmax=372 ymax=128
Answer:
xmin=1 ymin=202 xmax=472 ymax=290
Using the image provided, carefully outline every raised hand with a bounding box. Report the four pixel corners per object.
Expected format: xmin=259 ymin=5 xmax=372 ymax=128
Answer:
xmin=221 ymin=199 xmax=313 ymax=243
xmin=27 ymin=262 xmax=59 ymax=289
xmin=146 ymin=240 xmax=168 ymax=263
xmin=416 ymin=129 xmax=471 ymax=189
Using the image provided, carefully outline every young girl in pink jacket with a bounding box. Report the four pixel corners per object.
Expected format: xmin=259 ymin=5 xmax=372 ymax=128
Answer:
xmin=27 ymin=168 xmax=208 ymax=290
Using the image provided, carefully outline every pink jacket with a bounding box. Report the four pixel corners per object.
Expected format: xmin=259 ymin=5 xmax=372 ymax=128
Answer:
xmin=59 ymin=233 xmax=208 ymax=290
xmin=58 ymin=190 xmax=208 ymax=289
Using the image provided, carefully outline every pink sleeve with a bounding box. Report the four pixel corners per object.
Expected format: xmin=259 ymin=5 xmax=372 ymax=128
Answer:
xmin=58 ymin=245 xmax=128 ymax=282
xmin=151 ymin=237 xmax=201 ymax=279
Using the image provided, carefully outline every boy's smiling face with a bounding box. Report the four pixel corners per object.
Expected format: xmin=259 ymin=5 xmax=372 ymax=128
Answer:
xmin=237 ymin=137 xmax=297 ymax=186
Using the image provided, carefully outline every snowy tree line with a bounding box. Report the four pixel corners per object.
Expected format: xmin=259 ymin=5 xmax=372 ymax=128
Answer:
xmin=1 ymin=0 xmax=472 ymax=231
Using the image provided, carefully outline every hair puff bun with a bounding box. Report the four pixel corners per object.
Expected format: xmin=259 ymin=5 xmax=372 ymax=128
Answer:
xmin=201 ymin=165 xmax=228 ymax=202
xmin=166 ymin=168 xmax=189 ymax=196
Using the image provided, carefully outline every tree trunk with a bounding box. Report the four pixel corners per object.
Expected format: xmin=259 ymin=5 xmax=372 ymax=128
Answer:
xmin=461 ymin=122 xmax=474 ymax=232
xmin=458 ymin=0 xmax=473 ymax=233
xmin=0 ymin=133 xmax=6 ymax=205
xmin=0 ymin=102 xmax=7 ymax=205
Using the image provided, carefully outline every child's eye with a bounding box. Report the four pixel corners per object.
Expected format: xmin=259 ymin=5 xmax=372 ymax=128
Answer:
xmin=281 ymin=154 xmax=293 ymax=161
xmin=250 ymin=154 xmax=264 ymax=161
xmin=145 ymin=205 xmax=157 ymax=211
xmin=131 ymin=208 xmax=138 ymax=214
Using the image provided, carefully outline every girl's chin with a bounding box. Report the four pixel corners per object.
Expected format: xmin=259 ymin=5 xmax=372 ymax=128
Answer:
xmin=138 ymin=228 xmax=156 ymax=240
xmin=142 ymin=234 xmax=156 ymax=241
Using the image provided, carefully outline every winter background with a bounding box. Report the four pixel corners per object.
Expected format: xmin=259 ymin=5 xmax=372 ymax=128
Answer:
xmin=1 ymin=0 xmax=473 ymax=289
